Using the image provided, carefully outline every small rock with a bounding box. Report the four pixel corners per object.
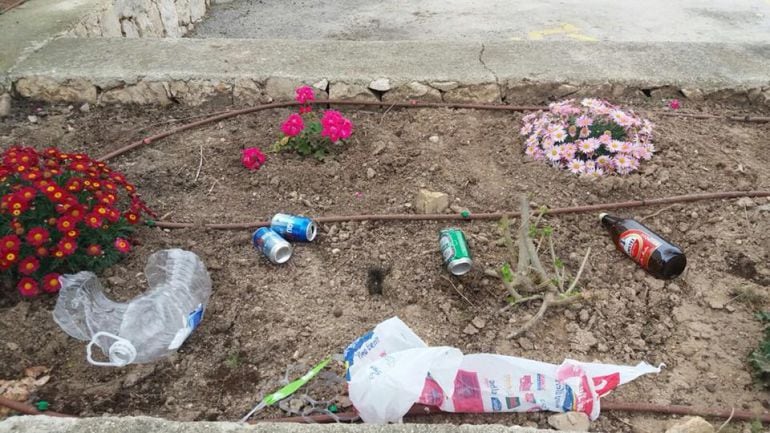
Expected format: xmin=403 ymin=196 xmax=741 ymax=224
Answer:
xmin=0 ymin=93 xmax=11 ymax=118
xmin=578 ymin=309 xmax=590 ymax=323
xmin=665 ymin=416 xmax=715 ymax=433
xmin=736 ymin=197 xmax=756 ymax=208
xmin=368 ymin=78 xmax=391 ymax=92
xmin=428 ymin=135 xmax=440 ymax=143
xmin=333 ymin=308 xmax=343 ymax=318
xmin=757 ymin=204 xmax=770 ymax=212
xmin=107 ymin=276 xmax=127 ymax=286
xmin=331 ymin=248 xmax=341 ymax=255
xmin=79 ymin=102 xmax=91 ymax=112
xmin=269 ymin=176 xmax=280 ymax=186
xmin=704 ymin=383 xmax=716 ymax=393
xmin=366 ymin=167 xmax=376 ymax=179
xmin=548 ymin=411 xmax=590 ymax=431
xmin=449 ymin=203 xmax=469 ymax=214
xmin=597 ymin=343 xmax=609 ymax=352
xmin=429 ymin=81 xmax=459 ymax=91
xmin=518 ymin=337 xmax=535 ymax=350
xmin=372 ymin=142 xmax=387 ymax=156
xmin=415 ymin=189 xmax=449 ymax=214
xmin=312 ymin=79 xmax=329 ymax=91
xmin=6 ymin=342 xmax=19 ymax=351
xmin=27 ymin=115 xmax=38 ymax=123
xmin=288 ymin=398 xmax=305 ymax=413
xmin=463 ymin=324 xmax=479 ymax=335
xmin=471 ymin=317 xmax=486 ymax=329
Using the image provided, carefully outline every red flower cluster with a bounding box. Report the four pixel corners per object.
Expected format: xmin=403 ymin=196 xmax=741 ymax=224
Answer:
xmin=0 ymin=146 xmax=153 ymax=297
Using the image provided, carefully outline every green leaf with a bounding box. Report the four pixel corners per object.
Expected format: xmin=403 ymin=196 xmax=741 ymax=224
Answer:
xmin=500 ymin=263 xmax=514 ymax=284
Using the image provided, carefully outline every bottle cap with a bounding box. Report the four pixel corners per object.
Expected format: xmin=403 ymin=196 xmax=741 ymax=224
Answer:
xmin=599 ymin=212 xmax=608 ymax=222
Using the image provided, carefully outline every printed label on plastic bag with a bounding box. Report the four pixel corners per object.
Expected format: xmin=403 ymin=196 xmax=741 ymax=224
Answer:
xmin=346 ymin=316 xmax=662 ymax=424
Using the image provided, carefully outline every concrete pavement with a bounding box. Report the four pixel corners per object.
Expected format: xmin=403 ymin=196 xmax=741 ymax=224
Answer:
xmin=192 ymin=0 xmax=770 ymax=43
xmin=0 ymin=416 xmax=588 ymax=433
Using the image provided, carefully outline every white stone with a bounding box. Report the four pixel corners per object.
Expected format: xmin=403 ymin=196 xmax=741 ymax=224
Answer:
xmin=368 ymin=78 xmax=391 ymax=92
xmin=736 ymin=197 xmax=756 ymax=208
xmin=15 ymin=77 xmax=97 ymax=103
xmin=429 ymin=81 xmax=459 ymax=91
xmin=99 ymin=7 xmax=123 ymax=37
xmin=313 ymin=79 xmax=329 ymax=91
xmin=665 ymin=416 xmax=715 ymax=433
xmin=382 ymin=81 xmax=441 ymax=102
xmin=443 ymin=83 xmax=501 ymax=103
xmin=233 ymin=79 xmax=265 ymax=105
xmin=463 ymin=324 xmax=479 ymax=335
xmin=265 ymin=77 xmax=297 ymax=102
xmin=329 ymin=82 xmax=378 ymax=101
xmin=0 ymin=94 xmax=11 ymax=118
xmin=175 ymin=0 xmax=191 ymax=25
xmin=366 ymin=167 xmax=376 ymax=179
xmin=415 ymin=189 xmax=449 ymax=214
xmin=547 ymin=412 xmax=590 ymax=431
xmin=471 ymin=317 xmax=486 ymax=329
xmin=189 ymin=0 xmax=206 ymax=22
xmin=121 ymin=19 xmax=140 ymax=37
xmin=158 ymin=0 xmax=181 ymax=37
xmin=428 ymin=135 xmax=440 ymax=143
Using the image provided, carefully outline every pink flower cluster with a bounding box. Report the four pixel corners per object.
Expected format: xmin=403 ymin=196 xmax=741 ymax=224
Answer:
xmin=281 ymin=113 xmax=304 ymax=137
xmin=296 ymin=85 xmax=314 ymax=113
xmin=241 ymin=147 xmax=266 ymax=170
xmin=520 ymin=98 xmax=654 ymax=177
xmin=320 ymin=110 xmax=353 ymax=142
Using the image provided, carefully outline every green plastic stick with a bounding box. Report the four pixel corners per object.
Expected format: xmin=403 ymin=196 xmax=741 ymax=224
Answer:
xmin=240 ymin=356 xmax=331 ymax=422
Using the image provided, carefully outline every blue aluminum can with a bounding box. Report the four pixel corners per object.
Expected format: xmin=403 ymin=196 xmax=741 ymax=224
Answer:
xmin=270 ymin=213 xmax=318 ymax=242
xmin=252 ymin=227 xmax=293 ymax=264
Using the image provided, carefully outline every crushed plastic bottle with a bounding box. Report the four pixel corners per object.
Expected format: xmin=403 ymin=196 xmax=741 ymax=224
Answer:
xmin=53 ymin=249 xmax=212 ymax=367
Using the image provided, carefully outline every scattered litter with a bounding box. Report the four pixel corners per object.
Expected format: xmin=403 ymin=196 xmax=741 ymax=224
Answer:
xmin=344 ymin=317 xmax=661 ymax=423
xmin=271 ymin=213 xmax=317 ymax=242
xmin=439 ymin=228 xmax=472 ymax=276
xmin=241 ymin=357 xmax=331 ymax=422
xmin=600 ymin=213 xmax=686 ymax=279
xmin=252 ymin=227 xmax=293 ymax=264
xmin=53 ymin=249 xmax=212 ymax=367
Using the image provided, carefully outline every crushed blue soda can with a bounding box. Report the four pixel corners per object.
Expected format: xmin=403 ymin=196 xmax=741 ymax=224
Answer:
xmin=270 ymin=213 xmax=318 ymax=242
xmin=252 ymin=227 xmax=293 ymax=264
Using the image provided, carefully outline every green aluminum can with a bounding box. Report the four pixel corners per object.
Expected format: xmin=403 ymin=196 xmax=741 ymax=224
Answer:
xmin=439 ymin=228 xmax=473 ymax=276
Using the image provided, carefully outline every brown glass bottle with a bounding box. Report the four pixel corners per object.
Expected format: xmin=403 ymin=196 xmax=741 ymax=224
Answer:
xmin=599 ymin=213 xmax=687 ymax=280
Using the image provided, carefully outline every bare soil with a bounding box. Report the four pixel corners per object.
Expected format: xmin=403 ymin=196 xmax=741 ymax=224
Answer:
xmin=1 ymin=97 xmax=769 ymax=432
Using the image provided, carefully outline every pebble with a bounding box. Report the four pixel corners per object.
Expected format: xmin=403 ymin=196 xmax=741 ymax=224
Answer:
xmin=27 ymin=115 xmax=38 ymax=123
xmin=331 ymin=248 xmax=341 ymax=255
xmin=578 ymin=309 xmax=590 ymax=323
xmin=288 ymin=398 xmax=305 ymax=413
xmin=428 ymin=135 xmax=440 ymax=143
xmin=463 ymin=324 xmax=479 ymax=335
xmin=518 ymin=337 xmax=535 ymax=350
xmin=665 ymin=416 xmax=715 ymax=433
xmin=548 ymin=412 xmax=590 ymax=431
xmin=471 ymin=317 xmax=486 ymax=329
xmin=366 ymin=167 xmax=376 ymax=179
xmin=6 ymin=342 xmax=19 ymax=351
xmin=333 ymin=308 xmax=343 ymax=318
xmin=79 ymin=102 xmax=91 ymax=112
xmin=372 ymin=142 xmax=387 ymax=156
xmin=736 ymin=197 xmax=756 ymax=208
xmin=0 ymin=94 xmax=11 ymax=118
xmin=107 ymin=276 xmax=127 ymax=286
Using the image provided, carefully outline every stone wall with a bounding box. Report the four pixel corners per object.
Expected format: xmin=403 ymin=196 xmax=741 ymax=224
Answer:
xmin=11 ymin=75 xmax=770 ymax=107
xmin=69 ymin=0 xmax=209 ymax=38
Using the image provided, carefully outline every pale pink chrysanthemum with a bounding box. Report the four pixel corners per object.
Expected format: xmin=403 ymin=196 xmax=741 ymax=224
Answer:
xmin=520 ymin=124 xmax=533 ymax=135
xmin=550 ymin=128 xmax=567 ymax=143
xmin=578 ymin=140 xmax=595 ymax=155
xmin=632 ymin=146 xmax=652 ymax=160
xmin=541 ymin=137 xmax=555 ymax=149
xmin=525 ymin=145 xmax=543 ymax=160
xmin=560 ymin=143 xmax=577 ymax=160
xmin=586 ymin=167 xmax=605 ymax=178
xmin=579 ymin=126 xmax=591 ymax=138
xmin=546 ymin=146 xmax=562 ymax=161
xmin=584 ymin=160 xmax=596 ymax=172
xmin=613 ymin=155 xmax=638 ymax=174
xmin=567 ymin=158 xmax=586 ymax=174
xmin=575 ymin=115 xmax=593 ymax=128
xmin=596 ymin=155 xmax=612 ymax=167
xmin=619 ymin=141 xmax=634 ymax=153
xmin=525 ymin=135 xmax=538 ymax=147
xmin=599 ymin=133 xmax=613 ymax=145
xmin=608 ymin=140 xmax=623 ymax=153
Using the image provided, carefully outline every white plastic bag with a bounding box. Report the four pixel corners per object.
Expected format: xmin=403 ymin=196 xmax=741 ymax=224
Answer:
xmin=344 ymin=317 xmax=661 ymax=423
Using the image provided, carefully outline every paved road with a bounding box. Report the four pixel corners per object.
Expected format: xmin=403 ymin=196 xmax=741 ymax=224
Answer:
xmin=191 ymin=0 xmax=770 ymax=42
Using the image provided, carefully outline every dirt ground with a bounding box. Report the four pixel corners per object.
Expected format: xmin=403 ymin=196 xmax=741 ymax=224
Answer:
xmin=0 ymin=96 xmax=769 ymax=433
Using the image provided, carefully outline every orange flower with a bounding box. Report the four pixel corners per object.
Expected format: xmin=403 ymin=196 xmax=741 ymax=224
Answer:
xmin=57 ymin=237 xmax=77 ymax=256
xmin=86 ymin=244 xmax=102 ymax=256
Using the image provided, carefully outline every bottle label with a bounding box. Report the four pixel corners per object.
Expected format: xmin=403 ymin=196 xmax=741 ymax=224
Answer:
xmin=168 ymin=304 xmax=205 ymax=350
xmin=618 ymin=229 xmax=661 ymax=268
